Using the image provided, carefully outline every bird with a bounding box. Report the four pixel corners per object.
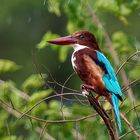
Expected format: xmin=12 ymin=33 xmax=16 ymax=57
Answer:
xmin=47 ymin=30 xmax=122 ymax=133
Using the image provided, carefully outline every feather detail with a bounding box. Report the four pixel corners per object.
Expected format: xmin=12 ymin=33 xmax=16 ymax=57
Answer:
xmin=96 ymin=51 xmax=122 ymax=97
xmin=112 ymin=94 xmax=122 ymax=133
xmin=96 ymin=50 xmax=122 ymax=132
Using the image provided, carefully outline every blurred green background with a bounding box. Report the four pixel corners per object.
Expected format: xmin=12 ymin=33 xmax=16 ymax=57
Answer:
xmin=0 ymin=0 xmax=140 ymax=140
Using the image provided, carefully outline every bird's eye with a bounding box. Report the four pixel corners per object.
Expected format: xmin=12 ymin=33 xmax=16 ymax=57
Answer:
xmin=79 ymin=35 xmax=85 ymax=39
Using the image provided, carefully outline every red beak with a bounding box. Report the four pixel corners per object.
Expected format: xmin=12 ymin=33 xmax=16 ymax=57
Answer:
xmin=47 ymin=35 xmax=77 ymax=45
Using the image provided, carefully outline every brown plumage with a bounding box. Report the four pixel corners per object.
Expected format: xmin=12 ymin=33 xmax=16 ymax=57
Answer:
xmin=72 ymin=48 xmax=108 ymax=97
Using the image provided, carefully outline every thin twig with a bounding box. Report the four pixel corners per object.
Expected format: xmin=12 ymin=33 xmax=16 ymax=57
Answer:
xmin=120 ymin=112 xmax=140 ymax=139
xmin=125 ymin=104 xmax=140 ymax=115
xmin=41 ymin=64 xmax=78 ymax=93
xmin=119 ymin=127 xmax=140 ymax=139
xmin=72 ymin=128 xmax=84 ymax=140
xmin=38 ymin=123 xmax=48 ymax=140
xmin=0 ymin=99 xmax=55 ymax=140
xmin=116 ymin=51 xmax=140 ymax=75
xmin=0 ymin=98 xmax=98 ymax=124
xmin=60 ymin=73 xmax=75 ymax=120
xmin=132 ymin=101 xmax=140 ymax=127
xmin=6 ymin=121 xmax=11 ymax=140
xmin=122 ymin=78 xmax=140 ymax=92
xmin=17 ymin=92 xmax=83 ymax=121
xmin=37 ymin=126 xmax=56 ymax=140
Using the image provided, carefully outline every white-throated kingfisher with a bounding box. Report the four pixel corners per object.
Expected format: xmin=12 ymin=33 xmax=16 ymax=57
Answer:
xmin=48 ymin=31 xmax=123 ymax=133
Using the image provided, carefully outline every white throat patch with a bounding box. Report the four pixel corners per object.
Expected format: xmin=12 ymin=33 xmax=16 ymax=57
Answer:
xmin=72 ymin=44 xmax=88 ymax=51
xmin=71 ymin=44 xmax=88 ymax=69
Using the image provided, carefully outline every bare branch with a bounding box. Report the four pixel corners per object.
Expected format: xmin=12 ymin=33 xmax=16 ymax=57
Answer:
xmin=72 ymin=128 xmax=85 ymax=140
xmin=0 ymin=98 xmax=99 ymax=124
xmin=125 ymin=103 xmax=140 ymax=115
xmin=87 ymin=93 xmax=115 ymax=140
xmin=17 ymin=92 xmax=83 ymax=121
xmin=116 ymin=51 xmax=140 ymax=75
xmin=119 ymin=127 xmax=140 ymax=139
xmin=120 ymin=113 xmax=140 ymax=139
xmin=60 ymin=73 xmax=75 ymax=120
xmin=122 ymin=78 xmax=140 ymax=93
xmin=37 ymin=126 xmax=56 ymax=140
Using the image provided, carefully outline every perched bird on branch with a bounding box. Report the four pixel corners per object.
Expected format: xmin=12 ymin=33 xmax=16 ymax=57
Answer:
xmin=48 ymin=30 xmax=123 ymax=133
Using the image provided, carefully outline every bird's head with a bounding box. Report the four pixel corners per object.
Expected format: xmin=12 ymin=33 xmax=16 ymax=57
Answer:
xmin=48 ymin=30 xmax=100 ymax=51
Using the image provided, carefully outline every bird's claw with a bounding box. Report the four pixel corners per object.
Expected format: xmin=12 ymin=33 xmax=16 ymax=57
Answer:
xmin=80 ymin=85 xmax=90 ymax=97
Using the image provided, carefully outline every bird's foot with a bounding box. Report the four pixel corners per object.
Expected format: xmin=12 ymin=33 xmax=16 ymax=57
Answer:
xmin=80 ymin=84 xmax=89 ymax=97
xmin=81 ymin=88 xmax=89 ymax=96
xmin=81 ymin=84 xmax=95 ymax=91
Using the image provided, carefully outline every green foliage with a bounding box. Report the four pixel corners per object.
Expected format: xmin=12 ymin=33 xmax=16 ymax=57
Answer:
xmin=37 ymin=31 xmax=70 ymax=62
xmin=29 ymin=89 xmax=52 ymax=105
xmin=95 ymin=0 xmax=140 ymax=23
xmin=0 ymin=59 xmax=20 ymax=74
xmin=37 ymin=31 xmax=60 ymax=50
xmin=59 ymin=46 xmax=70 ymax=62
xmin=22 ymin=74 xmax=47 ymax=92
xmin=95 ymin=0 xmax=140 ymax=25
xmin=47 ymin=0 xmax=62 ymax=16
xmin=112 ymin=31 xmax=133 ymax=57
xmin=0 ymin=0 xmax=140 ymax=140
xmin=129 ymin=66 xmax=140 ymax=79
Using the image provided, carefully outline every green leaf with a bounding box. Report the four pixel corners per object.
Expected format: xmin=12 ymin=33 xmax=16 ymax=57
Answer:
xmin=119 ymin=16 xmax=128 ymax=25
xmin=22 ymin=74 xmax=47 ymax=92
xmin=119 ymin=4 xmax=132 ymax=16
xmin=95 ymin=0 xmax=119 ymax=14
xmin=29 ymin=89 xmax=52 ymax=104
xmin=0 ymin=110 xmax=8 ymax=130
xmin=47 ymin=100 xmax=71 ymax=117
xmin=37 ymin=31 xmax=70 ymax=62
xmin=47 ymin=0 xmax=61 ymax=16
xmin=59 ymin=46 xmax=70 ymax=62
xmin=37 ymin=31 xmax=60 ymax=49
xmin=0 ymin=59 xmax=20 ymax=74
xmin=129 ymin=66 xmax=140 ymax=80
xmin=30 ymin=103 xmax=48 ymax=118
xmin=67 ymin=21 xmax=77 ymax=33
xmin=1 ymin=135 xmax=18 ymax=140
xmin=112 ymin=31 xmax=133 ymax=54
xmin=72 ymin=104 xmax=93 ymax=116
xmin=0 ymin=81 xmax=16 ymax=98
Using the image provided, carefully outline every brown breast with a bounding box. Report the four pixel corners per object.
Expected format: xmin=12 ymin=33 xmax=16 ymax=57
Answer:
xmin=72 ymin=49 xmax=105 ymax=93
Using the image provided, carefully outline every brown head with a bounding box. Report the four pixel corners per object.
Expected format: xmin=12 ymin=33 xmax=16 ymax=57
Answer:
xmin=48 ymin=30 xmax=101 ymax=51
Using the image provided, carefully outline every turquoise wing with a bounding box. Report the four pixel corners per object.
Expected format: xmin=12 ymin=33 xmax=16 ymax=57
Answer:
xmin=96 ymin=50 xmax=122 ymax=133
xmin=96 ymin=51 xmax=122 ymax=97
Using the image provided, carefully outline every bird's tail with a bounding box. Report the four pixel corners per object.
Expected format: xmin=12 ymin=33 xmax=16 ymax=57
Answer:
xmin=112 ymin=94 xmax=122 ymax=133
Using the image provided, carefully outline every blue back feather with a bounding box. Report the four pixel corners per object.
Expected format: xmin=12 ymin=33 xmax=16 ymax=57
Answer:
xmin=96 ymin=51 xmax=122 ymax=133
